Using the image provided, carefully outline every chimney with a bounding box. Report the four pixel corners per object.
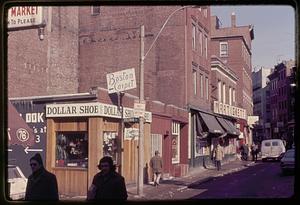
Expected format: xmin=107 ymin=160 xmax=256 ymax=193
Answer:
xmin=231 ymin=12 xmax=236 ymax=27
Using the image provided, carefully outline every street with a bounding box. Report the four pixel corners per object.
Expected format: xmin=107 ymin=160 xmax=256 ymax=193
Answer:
xmin=190 ymin=161 xmax=294 ymax=199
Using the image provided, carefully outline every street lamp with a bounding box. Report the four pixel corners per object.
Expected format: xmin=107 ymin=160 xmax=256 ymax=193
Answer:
xmin=137 ymin=5 xmax=198 ymax=196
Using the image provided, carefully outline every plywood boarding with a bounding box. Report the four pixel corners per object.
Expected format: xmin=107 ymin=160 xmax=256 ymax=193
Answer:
xmin=55 ymin=119 xmax=87 ymax=131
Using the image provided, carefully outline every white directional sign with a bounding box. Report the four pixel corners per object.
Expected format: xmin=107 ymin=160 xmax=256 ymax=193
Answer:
xmin=134 ymin=101 xmax=146 ymax=118
xmin=7 ymin=6 xmax=44 ymax=30
xmin=106 ymin=68 xmax=136 ymax=94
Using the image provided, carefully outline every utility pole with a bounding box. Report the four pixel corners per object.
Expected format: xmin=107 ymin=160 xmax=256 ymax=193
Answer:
xmin=137 ymin=25 xmax=145 ymax=196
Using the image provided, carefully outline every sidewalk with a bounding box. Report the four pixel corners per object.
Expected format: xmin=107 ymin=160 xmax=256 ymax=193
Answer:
xmin=127 ymin=158 xmax=257 ymax=200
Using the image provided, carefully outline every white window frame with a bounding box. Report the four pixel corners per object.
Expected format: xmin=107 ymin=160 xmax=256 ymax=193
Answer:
xmin=229 ymin=87 xmax=232 ymax=105
xmin=200 ymin=74 xmax=204 ymax=98
xmin=199 ymin=29 xmax=203 ymax=56
xmin=192 ymin=24 xmax=196 ymax=50
xmin=171 ymin=122 xmax=180 ymax=164
xmin=233 ymin=89 xmax=236 ymax=104
xmin=203 ymin=7 xmax=207 ymax=18
xmin=204 ymin=34 xmax=208 ymax=59
xmin=220 ymin=42 xmax=228 ymax=57
xmin=205 ymin=77 xmax=209 ymax=100
xmin=193 ymin=69 xmax=197 ymax=95
xmin=151 ymin=134 xmax=162 ymax=157
xmin=223 ymin=83 xmax=226 ymax=104
xmin=91 ymin=6 xmax=100 ymax=15
xmin=218 ymin=80 xmax=222 ymax=102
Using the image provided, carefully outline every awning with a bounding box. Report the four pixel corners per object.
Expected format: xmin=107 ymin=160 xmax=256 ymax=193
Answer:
xmin=216 ymin=117 xmax=240 ymax=136
xmin=198 ymin=112 xmax=225 ymax=135
xmin=8 ymin=101 xmax=35 ymax=148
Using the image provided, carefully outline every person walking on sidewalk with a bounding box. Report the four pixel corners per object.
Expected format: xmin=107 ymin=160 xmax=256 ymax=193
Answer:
xmin=213 ymin=144 xmax=224 ymax=171
xmin=150 ymin=151 xmax=163 ymax=186
xmin=251 ymin=143 xmax=258 ymax=162
xmin=87 ymin=156 xmax=128 ymax=201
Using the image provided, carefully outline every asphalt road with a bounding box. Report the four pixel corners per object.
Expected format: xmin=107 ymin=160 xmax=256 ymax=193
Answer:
xmin=190 ymin=161 xmax=295 ymax=199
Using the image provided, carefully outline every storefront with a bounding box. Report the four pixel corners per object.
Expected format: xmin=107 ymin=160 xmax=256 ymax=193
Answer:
xmin=45 ymin=102 xmax=152 ymax=196
xmin=189 ymin=106 xmax=240 ymax=169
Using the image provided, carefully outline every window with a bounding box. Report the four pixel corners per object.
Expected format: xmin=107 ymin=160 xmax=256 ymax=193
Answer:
xmin=192 ymin=24 xmax=196 ymax=50
xmin=218 ymin=80 xmax=222 ymax=101
xmin=223 ymin=83 xmax=226 ymax=103
xmin=264 ymin=142 xmax=271 ymax=147
xmin=195 ymin=137 xmax=208 ymax=156
xmin=56 ymin=132 xmax=88 ymax=168
xmin=193 ymin=69 xmax=197 ymax=95
xmin=151 ymin=134 xmax=162 ymax=157
xmin=200 ymin=74 xmax=204 ymax=98
xmin=172 ymin=122 xmax=180 ymax=164
xmin=272 ymin=141 xmax=279 ymax=146
xmin=199 ymin=29 xmax=203 ymax=56
xmin=233 ymin=89 xmax=236 ymax=103
xmin=229 ymin=87 xmax=232 ymax=105
xmin=220 ymin=42 xmax=228 ymax=57
xmin=203 ymin=7 xmax=208 ymax=18
xmin=103 ymin=132 xmax=118 ymax=164
xmin=205 ymin=77 xmax=209 ymax=100
xmin=91 ymin=6 xmax=100 ymax=15
xmin=204 ymin=35 xmax=208 ymax=59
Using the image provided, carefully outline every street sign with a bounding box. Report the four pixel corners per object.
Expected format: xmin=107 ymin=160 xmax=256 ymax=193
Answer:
xmin=7 ymin=6 xmax=44 ymax=30
xmin=124 ymin=128 xmax=139 ymax=140
xmin=123 ymin=118 xmax=139 ymax=123
xmin=134 ymin=101 xmax=145 ymax=118
xmin=106 ymin=68 xmax=136 ymax=94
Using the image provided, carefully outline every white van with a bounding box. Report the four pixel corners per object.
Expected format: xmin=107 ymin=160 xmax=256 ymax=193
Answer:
xmin=261 ymin=139 xmax=286 ymax=161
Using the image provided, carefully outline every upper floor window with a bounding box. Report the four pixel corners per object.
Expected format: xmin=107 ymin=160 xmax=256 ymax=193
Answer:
xmin=229 ymin=87 xmax=232 ymax=105
xmin=199 ymin=29 xmax=203 ymax=56
xmin=223 ymin=83 xmax=226 ymax=104
xmin=91 ymin=6 xmax=100 ymax=15
xmin=203 ymin=7 xmax=208 ymax=18
xmin=205 ymin=77 xmax=209 ymax=100
xmin=204 ymin=35 xmax=208 ymax=59
xmin=220 ymin=42 xmax=228 ymax=57
xmin=192 ymin=24 xmax=196 ymax=50
xmin=193 ymin=69 xmax=197 ymax=95
xmin=200 ymin=74 xmax=204 ymax=98
xmin=218 ymin=80 xmax=222 ymax=102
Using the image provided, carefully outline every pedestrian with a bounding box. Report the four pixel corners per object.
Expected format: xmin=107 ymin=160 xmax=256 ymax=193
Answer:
xmin=25 ymin=153 xmax=59 ymax=201
xmin=251 ymin=143 xmax=258 ymax=162
xmin=150 ymin=150 xmax=163 ymax=186
xmin=87 ymin=156 xmax=127 ymax=201
xmin=213 ymin=144 xmax=224 ymax=171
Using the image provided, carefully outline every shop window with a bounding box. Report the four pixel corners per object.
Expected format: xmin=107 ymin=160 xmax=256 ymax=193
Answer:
xmin=56 ymin=132 xmax=88 ymax=168
xmin=103 ymin=132 xmax=118 ymax=164
xmin=172 ymin=122 xmax=180 ymax=164
xmin=195 ymin=137 xmax=208 ymax=156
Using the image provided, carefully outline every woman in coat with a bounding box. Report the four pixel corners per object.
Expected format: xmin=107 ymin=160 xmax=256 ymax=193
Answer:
xmin=25 ymin=153 xmax=59 ymax=201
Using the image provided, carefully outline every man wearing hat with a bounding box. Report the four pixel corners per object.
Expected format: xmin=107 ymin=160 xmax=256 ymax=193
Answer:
xmin=87 ymin=156 xmax=127 ymax=201
xmin=25 ymin=153 xmax=59 ymax=201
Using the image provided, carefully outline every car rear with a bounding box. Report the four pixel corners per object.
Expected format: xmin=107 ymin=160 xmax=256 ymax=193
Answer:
xmin=280 ymin=149 xmax=295 ymax=174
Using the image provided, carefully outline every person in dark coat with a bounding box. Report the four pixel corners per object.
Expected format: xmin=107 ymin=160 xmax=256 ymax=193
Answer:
xmin=87 ymin=156 xmax=127 ymax=201
xmin=150 ymin=150 xmax=163 ymax=186
xmin=25 ymin=153 xmax=59 ymax=201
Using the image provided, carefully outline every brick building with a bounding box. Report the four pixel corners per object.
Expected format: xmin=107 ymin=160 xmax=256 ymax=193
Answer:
xmin=267 ymin=60 xmax=295 ymax=147
xmin=210 ymin=13 xmax=254 ymax=145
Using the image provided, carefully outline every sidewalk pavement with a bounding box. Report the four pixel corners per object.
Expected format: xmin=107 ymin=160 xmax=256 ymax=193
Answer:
xmin=127 ymin=158 xmax=257 ymax=200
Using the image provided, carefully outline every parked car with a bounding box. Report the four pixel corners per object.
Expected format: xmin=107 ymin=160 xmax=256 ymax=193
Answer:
xmin=7 ymin=165 xmax=27 ymax=200
xmin=280 ymin=149 xmax=295 ymax=175
xmin=261 ymin=139 xmax=286 ymax=161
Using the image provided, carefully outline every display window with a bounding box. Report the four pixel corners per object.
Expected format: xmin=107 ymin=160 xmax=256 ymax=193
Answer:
xmin=55 ymin=132 xmax=88 ymax=168
xmin=103 ymin=131 xmax=118 ymax=164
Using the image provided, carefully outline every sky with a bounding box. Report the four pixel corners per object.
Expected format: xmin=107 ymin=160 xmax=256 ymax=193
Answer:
xmin=211 ymin=6 xmax=295 ymax=70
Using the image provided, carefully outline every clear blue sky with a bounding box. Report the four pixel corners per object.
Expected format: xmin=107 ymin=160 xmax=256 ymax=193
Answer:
xmin=211 ymin=6 xmax=295 ymax=70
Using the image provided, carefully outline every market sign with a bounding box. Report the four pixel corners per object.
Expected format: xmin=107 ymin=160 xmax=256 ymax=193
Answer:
xmin=46 ymin=102 xmax=152 ymax=122
xmin=106 ymin=68 xmax=137 ymax=94
xmin=213 ymin=101 xmax=247 ymax=120
xmin=7 ymin=6 xmax=44 ymax=30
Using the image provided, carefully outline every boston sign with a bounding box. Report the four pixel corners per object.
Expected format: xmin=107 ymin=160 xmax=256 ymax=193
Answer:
xmin=7 ymin=6 xmax=44 ymax=30
xmin=106 ymin=68 xmax=137 ymax=94
xmin=46 ymin=102 xmax=152 ymax=122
